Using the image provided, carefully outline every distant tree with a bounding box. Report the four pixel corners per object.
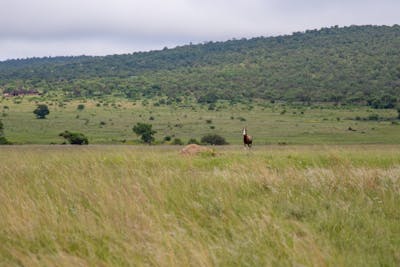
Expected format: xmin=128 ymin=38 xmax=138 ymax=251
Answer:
xmin=368 ymin=95 xmax=397 ymax=109
xmin=33 ymin=104 xmax=50 ymax=119
xmin=201 ymin=134 xmax=228 ymax=145
xmin=59 ymin=130 xmax=89 ymax=145
xmin=77 ymin=104 xmax=85 ymax=111
xmin=132 ymin=122 xmax=156 ymax=144
xmin=0 ymin=120 xmax=10 ymax=144
xmin=397 ymin=105 xmax=400 ymax=119
xmin=198 ymin=92 xmax=219 ymax=104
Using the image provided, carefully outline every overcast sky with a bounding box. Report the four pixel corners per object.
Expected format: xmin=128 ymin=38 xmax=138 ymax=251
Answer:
xmin=0 ymin=0 xmax=399 ymax=60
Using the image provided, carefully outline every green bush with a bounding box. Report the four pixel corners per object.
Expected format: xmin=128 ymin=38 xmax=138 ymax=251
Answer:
xmin=208 ymin=103 xmax=216 ymax=110
xmin=133 ymin=122 xmax=156 ymax=144
xmin=33 ymin=104 xmax=50 ymax=119
xmin=172 ymin=138 xmax=184 ymax=145
xmin=367 ymin=95 xmax=397 ymax=109
xmin=0 ymin=120 xmax=10 ymax=145
xmin=59 ymin=131 xmax=89 ymax=145
xmin=0 ymin=136 xmax=9 ymax=145
xmin=201 ymin=134 xmax=228 ymax=145
xmin=397 ymin=106 xmax=400 ymax=119
xmin=368 ymin=114 xmax=380 ymax=121
xmin=187 ymin=138 xmax=200 ymax=145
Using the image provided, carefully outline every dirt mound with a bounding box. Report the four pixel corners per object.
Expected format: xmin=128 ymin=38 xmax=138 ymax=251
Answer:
xmin=180 ymin=144 xmax=214 ymax=156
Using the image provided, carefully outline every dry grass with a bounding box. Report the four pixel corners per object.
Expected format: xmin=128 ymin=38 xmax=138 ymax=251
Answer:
xmin=0 ymin=145 xmax=399 ymax=266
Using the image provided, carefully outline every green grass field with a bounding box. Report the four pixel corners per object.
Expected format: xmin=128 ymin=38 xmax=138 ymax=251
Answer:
xmin=0 ymin=145 xmax=399 ymax=266
xmin=1 ymin=96 xmax=400 ymax=144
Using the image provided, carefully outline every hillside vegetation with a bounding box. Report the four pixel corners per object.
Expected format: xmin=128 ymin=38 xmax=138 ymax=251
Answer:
xmin=1 ymin=25 xmax=400 ymax=106
xmin=0 ymin=145 xmax=399 ymax=266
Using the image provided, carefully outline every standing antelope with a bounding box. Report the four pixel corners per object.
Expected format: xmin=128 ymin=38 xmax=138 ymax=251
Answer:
xmin=242 ymin=128 xmax=253 ymax=148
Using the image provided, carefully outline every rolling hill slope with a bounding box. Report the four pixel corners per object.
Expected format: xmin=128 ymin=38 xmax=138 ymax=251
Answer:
xmin=1 ymin=25 xmax=399 ymax=105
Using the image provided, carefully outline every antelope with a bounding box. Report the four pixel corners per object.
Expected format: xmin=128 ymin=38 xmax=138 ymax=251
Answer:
xmin=242 ymin=128 xmax=253 ymax=149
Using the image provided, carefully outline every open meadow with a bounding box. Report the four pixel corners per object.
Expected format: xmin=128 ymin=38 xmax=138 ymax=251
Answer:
xmin=0 ymin=145 xmax=399 ymax=266
xmin=1 ymin=96 xmax=400 ymax=144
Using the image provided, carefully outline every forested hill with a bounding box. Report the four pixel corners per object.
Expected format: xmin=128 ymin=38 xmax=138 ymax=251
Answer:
xmin=1 ymin=25 xmax=400 ymax=106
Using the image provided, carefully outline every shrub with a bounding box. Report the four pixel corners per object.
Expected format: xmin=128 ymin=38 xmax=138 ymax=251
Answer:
xmin=201 ymin=134 xmax=228 ymax=145
xmin=59 ymin=131 xmax=89 ymax=145
xmin=77 ymin=104 xmax=85 ymax=110
xmin=187 ymin=138 xmax=200 ymax=145
xmin=397 ymin=106 xmax=400 ymax=119
xmin=0 ymin=136 xmax=10 ymax=144
xmin=33 ymin=104 xmax=50 ymax=119
xmin=197 ymin=92 xmax=218 ymax=104
xmin=208 ymin=103 xmax=216 ymax=110
xmin=172 ymin=138 xmax=184 ymax=145
xmin=367 ymin=95 xmax=397 ymax=109
xmin=0 ymin=120 xmax=10 ymax=145
xmin=133 ymin=122 xmax=156 ymax=144
xmin=368 ymin=114 xmax=380 ymax=121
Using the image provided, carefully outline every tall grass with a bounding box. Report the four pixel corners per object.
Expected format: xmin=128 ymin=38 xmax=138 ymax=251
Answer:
xmin=0 ymin=145 xmax=399 ymax=266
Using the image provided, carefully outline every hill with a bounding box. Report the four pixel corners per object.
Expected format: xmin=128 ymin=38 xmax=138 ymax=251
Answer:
xmin=1 ymin=25 xmax=400 ymax=106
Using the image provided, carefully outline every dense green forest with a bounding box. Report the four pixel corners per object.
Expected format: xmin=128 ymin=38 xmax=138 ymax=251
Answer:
xmin=1 ymin=25 xmax=399 ymax=107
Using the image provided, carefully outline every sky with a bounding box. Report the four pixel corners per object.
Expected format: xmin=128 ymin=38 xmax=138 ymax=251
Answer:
xmin=0 ymin=0 xmax=399 ymax=61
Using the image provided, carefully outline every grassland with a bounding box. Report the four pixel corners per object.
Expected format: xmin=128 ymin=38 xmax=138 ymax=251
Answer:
xmin=0 ymin=145 xmax=399 ymax=266
xmin=1 ymin=96 xmax=400 ymax=145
